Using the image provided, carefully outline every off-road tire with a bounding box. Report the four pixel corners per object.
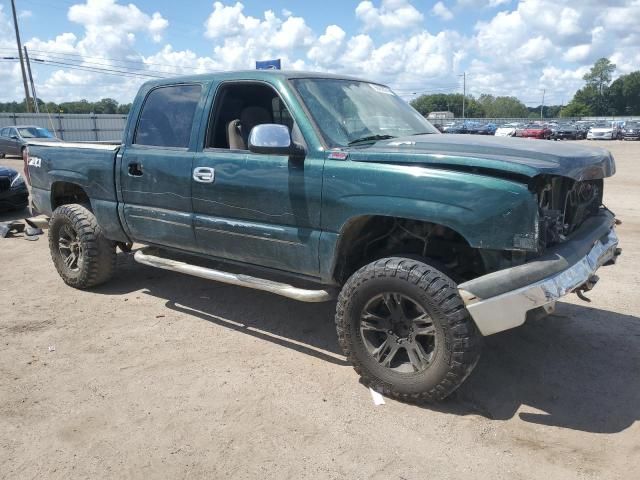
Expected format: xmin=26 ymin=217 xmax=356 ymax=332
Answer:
xmin=49 ymin=203 xmax=116 ymax=288
xmin=335 ymin=257 xmax=482 ymax=403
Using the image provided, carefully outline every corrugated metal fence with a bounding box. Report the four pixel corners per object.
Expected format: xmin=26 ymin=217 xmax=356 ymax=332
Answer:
xmin=0 ymin=113 xmax=127 ymax=142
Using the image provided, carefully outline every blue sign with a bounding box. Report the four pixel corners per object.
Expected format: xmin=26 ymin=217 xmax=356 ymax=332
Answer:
xmin=256 ymin=59 xmax=281 ymax=70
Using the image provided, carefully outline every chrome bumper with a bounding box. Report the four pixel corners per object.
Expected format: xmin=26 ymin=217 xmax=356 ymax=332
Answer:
xmin=459 ymin=228 xmax=619 ymax=336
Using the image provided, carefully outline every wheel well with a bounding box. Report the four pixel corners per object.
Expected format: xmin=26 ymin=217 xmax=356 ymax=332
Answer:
xmin=51 ymin=182 xmax=90 ymax=210
xmin=333 ymin=216 xmax=487 ymax=284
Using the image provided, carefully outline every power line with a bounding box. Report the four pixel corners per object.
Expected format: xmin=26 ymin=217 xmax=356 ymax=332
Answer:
xmin=1 ymin=57 xmax=164 ymax=79
xmin=0 ymin=47 xmax=193 ymax=75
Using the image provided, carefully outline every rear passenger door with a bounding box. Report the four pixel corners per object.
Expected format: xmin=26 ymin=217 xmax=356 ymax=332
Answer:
xmin=119 ymin=83 xmax=206 ymax=251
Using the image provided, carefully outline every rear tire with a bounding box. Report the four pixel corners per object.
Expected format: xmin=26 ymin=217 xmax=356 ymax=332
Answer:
xmin=335 ymin=257 xmax=482 ymax=403
xmin=49 ymin=203 xmax=116 ymax=289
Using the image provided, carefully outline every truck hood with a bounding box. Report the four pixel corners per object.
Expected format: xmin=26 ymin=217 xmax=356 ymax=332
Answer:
xmin=345 ymin=133 xmax=615 ymax=181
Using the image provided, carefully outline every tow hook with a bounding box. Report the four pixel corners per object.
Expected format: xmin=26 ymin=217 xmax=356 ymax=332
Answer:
xmin=575 ymin=275 xmax=599 ymax=302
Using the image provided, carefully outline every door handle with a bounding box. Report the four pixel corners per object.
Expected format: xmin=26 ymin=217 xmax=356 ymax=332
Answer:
xmin=128 ymin=162 xmax=143 ymax=176
xmin=193 ymin=167 xmax=215 ymax=183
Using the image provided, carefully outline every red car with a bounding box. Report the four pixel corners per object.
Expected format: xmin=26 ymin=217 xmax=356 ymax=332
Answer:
xmin=517 ymin=123 xmax=552 ymax=139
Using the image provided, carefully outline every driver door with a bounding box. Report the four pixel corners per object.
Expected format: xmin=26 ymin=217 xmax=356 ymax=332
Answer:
xmin=191 ymin=81 xmax=324 ymax=276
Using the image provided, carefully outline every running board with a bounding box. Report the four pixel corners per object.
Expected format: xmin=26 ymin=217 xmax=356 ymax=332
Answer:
xmin=133 ymin=248 xmax=335 ymax=303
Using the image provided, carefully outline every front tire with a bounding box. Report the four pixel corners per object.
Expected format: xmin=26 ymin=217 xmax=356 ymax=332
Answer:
xmin=335 ymin=257 xmax=482 ymax=403
xmin=49 ymin=204 xmax=116 ymax=288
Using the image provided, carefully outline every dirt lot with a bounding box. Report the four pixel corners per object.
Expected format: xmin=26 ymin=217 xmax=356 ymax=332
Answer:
xmin=1 ymin=140 xmax=639 ymax=479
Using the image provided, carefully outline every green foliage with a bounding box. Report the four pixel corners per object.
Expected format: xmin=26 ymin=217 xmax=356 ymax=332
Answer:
xmin=560 ymin=100 xmax=592 ymax=117
xmin=478 ymin=94 xmax=529 ymax=118
xmin=583 ymin=58 xmax=616 ymax=96
xmin=0 ymin=98 xmax=131 ymax=114
xmin=608 ymin=72 xmax=640 ymax=115
xmin=410 ymin=93 xmax=485 ymax=118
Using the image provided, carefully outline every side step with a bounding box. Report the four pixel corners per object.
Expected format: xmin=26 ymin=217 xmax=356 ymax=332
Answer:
xmin=133 ymin=248 xmax=335 ymax=303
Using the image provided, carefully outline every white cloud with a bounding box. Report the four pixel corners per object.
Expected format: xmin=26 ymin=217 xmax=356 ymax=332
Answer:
xmin=431 ymin=2 xmax=453 ymax=21
xmin=355 ymin=0 xmax=424 ymax=31
xmin=2 ymin=0 xmax=640 ymax=109
xmin=68 ymin=0 xmax=168 ymax=43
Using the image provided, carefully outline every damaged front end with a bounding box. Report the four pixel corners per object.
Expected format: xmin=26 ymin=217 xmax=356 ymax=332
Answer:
xmin=458 ymin=172 xmax=621 ymax=336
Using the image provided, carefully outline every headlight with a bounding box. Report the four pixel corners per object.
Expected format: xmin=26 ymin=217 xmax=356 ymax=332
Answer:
xmin=10 ymin=173 xmax=25 ymax=188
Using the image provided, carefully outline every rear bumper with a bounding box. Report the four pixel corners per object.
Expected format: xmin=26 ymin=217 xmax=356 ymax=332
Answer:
xmin=458 ymin=211 xmax=620 ymax=336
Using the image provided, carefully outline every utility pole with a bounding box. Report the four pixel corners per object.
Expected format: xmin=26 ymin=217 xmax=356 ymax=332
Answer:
xmin=540 ymin=89 xmax=546 ymax=120
xmin=460 ymin=72 xmax=466 ymax=119
xmin=10 ymin=0 xmax=32 ymax=112
xmin=23 ymin=46 xmax=39 ymax=113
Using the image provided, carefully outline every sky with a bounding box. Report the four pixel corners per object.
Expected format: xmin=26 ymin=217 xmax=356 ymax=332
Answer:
xmin=0 ymin=0 xmax=639 ymax=107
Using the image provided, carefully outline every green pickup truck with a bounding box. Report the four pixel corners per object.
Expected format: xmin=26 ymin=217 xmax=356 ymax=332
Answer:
xmin=25 ymin=71 xmax=621 ymax=402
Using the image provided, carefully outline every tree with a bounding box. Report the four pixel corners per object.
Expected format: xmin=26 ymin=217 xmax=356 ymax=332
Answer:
xmin=584 ymin=58 xmax=616 ymax=96
xmin=478 ymin=94 xmax=529 ymax=118
xmin=410 ymin=93 xmax=484 ymax=118
xmin=609 ymin=71 xmax=640 ymax=115
xmin=579 ymin=58 xmax=616 ymax=115
xmin=560 ymin=100 xmax=592 ymax=117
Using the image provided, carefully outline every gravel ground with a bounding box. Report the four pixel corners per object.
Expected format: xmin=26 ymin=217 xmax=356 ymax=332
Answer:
xmin=1 ymin=140 xmax=639 ymax=479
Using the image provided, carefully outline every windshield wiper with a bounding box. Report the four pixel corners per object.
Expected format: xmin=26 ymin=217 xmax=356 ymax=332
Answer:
xmin=410 ymin=132 xmax=435 ymax=135
xmin=347 ymin=134 xmax=396 ymax=146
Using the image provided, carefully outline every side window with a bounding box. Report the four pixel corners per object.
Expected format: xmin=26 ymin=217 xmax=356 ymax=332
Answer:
xmin=205 ymin=83 xmax=295 ymax=150
xmin=134 ymin=84 xmax=202 ymax=148
xmin=0 ymin=128 xmax=7 ymax=137
xmin=271 ymin=97 xmax=293 ymax=129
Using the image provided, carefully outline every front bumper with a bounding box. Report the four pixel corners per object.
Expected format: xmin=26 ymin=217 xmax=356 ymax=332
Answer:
xmin=458 ymin=211 xmax=619 ymax=336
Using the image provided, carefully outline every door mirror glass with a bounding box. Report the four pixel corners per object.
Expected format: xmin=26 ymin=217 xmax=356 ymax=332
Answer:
xmin=248 ymin=124 xmax=297 ymax=155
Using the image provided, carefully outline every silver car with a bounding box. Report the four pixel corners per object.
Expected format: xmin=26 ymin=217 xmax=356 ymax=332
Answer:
xmin=0 ymin=125 xmax=60 ymax=158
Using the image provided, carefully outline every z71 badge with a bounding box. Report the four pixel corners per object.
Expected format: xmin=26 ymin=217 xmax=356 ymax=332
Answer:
xmin=28 ymin=156 xmax=42 ymax=168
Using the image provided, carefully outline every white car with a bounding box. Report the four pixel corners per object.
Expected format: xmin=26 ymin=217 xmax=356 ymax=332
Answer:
xmin=587 ymin=122 xmax=617 ymax=140
xmin=495 ymin=123 xmax=520 ymax=137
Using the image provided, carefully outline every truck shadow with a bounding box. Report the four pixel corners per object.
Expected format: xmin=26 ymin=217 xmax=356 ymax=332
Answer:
xmin=439 ymin=302 xmax=640 ymax=434
xmin=96 ymin=253 xmax=640 ymax=434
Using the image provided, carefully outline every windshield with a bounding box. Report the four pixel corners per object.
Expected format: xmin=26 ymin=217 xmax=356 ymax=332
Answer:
xmin=17 ymin=127 xmax=55 ymax=139
xmin=625 ymin=122 xmax=639 ymax=128
xmin=593 ymin=122 xmax=611 ymax=128
xmin=290 ymin=78 xmax=438 ymax=147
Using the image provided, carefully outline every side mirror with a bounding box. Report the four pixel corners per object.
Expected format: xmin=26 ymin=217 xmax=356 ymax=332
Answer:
xmin=10 ymin=135 xmax=18 ymax=140
xmin=248 ymin=124 xmax=305 ymax=157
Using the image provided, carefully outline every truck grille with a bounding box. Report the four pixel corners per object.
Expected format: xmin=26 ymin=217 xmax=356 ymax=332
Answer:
xmin=537 ymin=177 xmax=603 ymax=248
xmin=0 ymin=176 xmax=10 ymax=192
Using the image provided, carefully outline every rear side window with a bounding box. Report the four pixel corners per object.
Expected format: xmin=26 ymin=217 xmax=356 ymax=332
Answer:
xmin=0 ymin=128 xmax=7 ymax=137
xmin=134 ymin=84 xmax=202 ymax=148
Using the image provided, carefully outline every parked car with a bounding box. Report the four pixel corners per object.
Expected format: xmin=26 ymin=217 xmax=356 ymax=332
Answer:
xmin=468 ymin=123 xmax=497 ymax=135
xmin=622 ymin=121 xmax=640 ymax=140
xmin=0 ymin=164 xmax=28 ymax=211
xmin=517 ymin=123 xmax=552 ymax=139
xmin=575 ymin=123 xmax=589 ymax=139
xmin=551 ymin=123 xmax=579 ymax=140
xmin=494 ymin=123 xmax=520 ymax=137
xmin=25 ymin=70 xmax=621 ymax=402
xmin=443 ymin=121 xmax=469 ymax=134
xmin=587 ymin=121 xmax=617 ymax=140
xmin=0 ymin=126 xmax=59 ymax=158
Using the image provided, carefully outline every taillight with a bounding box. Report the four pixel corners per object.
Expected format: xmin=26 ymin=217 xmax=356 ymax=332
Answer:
xmin=22 ymin=146 xmax=30 ymax=184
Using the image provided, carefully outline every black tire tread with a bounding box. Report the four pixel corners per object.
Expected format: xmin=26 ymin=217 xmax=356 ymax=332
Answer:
xmin=49 ymin=203 xmax=116 ymax=288
xmin=335 ymin=256 xmax=481 ymax=403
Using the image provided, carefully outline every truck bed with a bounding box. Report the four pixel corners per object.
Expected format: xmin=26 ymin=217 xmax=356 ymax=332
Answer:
xmin=26 ymin=140 xmax=128 ymax=243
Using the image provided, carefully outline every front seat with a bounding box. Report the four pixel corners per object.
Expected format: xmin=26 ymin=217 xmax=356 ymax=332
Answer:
xmin=226 ymin=106 xmax=272 ymax=150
